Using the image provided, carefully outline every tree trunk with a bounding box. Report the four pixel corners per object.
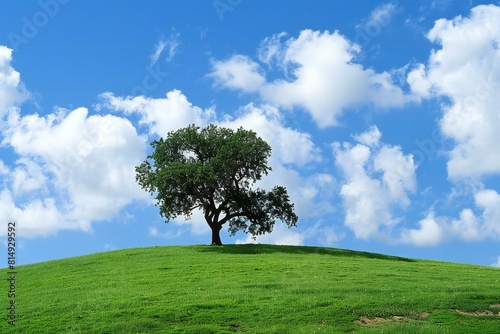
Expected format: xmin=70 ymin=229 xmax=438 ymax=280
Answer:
xmin=210 ymin=225 xmax=223 ymax=245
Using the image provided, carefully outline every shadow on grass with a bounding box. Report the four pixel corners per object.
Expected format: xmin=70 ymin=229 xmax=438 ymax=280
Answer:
xmin=197 ymin=244 xmax=415 ymax=262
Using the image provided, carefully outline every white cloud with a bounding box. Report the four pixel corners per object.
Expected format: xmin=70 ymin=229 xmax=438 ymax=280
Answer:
xmin=0 ymin=46 xmax=28 ymax=118
xmin=150 ymin=33 xmax=180 ymax=66
xmin=491 ymin=256 xmax=500 ymax=268
xmin=474 ymin=189 xmax=500 ymax=239
xmin=172 ymin=208 xmax=211 ymax=236
xmin=352 ymin=2 xmax=400 ymax=59
xmin=218 ymin=103 xmax=320 ymax=167
xmin=399 ymin=188 xmax=500 ymax=246
xmin=365 ymin=3 xmax=398 ymax=29
xmin=103 ymin=80 xmax=324 ymax=175
xmin=150 ymin=40 xmax=166 ymax=66
xmin=257 ymin=32 xmax=287 ymax=66
xmin=258 ymin=164 xmax=336 ymax=220
xmin=407 ymin=63 xmax=432 ymax=98
xmin=148 ymin=225 xmax=185 ymax=239
xmin=400 ymin=212 xmax=445 ymax=247
xmin=210 ymin=29 xmax=414 ymax=128
xmin=1 ymin=107 xmax=147 ymax=237
xmin=393 ymin=4 xmax=500 ymax=248
xmin=334 ymin=126 xmax=416 ymax=240
xmin=0 ymin=160 xmax=9 ymax=175
xmin=11 ymin=158 xmax=48 ymax=195
xmin=301 ymin=220 xmax=345 ymax=246
xmin=236 ymin=223 xmax=304 ymax=246
xmin=374 ymin=145 xmax=417 ymax=204
xmin=0 ymin=189 xmax=78 ymax=237
xmin=353 ymin=125 xmax=381 ymax=147
xmin=236 ymin=220 xmax=344 ymax=249
xmin=210 ymin=55 xmax=266 ymax=93
xmin=149 ymin=226 xmax=159 ymax=236
xmin=100 ymin=89 xmax=215 ymax=138
xmin=407 ymin=5 xmax=500 ymax=178
xmin=449 ymin=208 xmax=482 ymax=242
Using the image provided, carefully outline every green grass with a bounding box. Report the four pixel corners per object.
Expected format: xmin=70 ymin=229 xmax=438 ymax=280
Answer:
xmin=2 ymin=244 xmax=500 ymax=333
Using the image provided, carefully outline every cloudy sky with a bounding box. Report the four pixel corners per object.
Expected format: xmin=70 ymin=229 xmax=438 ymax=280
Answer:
xmin=1 ymin=0 xmax=500 ymax=267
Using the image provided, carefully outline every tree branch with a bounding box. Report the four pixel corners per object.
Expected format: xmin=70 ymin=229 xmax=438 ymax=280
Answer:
xmin=187 ymin=203 xmax=203 ymax=212
xmin=219 ymin=210 xmax=247 ymax=226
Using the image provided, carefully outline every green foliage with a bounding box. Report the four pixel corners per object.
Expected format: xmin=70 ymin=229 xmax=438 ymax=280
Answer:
xmin=2 ymin=245 xmax=500 ymax=333
xmin=136 ymin=124 xmax=298 ymax=244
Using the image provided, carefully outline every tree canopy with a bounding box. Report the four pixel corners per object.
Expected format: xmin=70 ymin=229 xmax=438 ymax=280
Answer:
xmin=136 ymin=125 xmax=298 ymax=245
xmin=135 ymin=124 xmax=298 ymax=245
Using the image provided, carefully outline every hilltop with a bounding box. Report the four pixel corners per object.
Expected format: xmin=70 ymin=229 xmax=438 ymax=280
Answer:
xmin=1 ymin=244 xmax=500 ymax=333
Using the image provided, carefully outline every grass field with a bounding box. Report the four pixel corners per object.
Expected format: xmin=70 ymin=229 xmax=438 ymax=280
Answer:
xmin=1 ymin=244 xmax=500 ymax=333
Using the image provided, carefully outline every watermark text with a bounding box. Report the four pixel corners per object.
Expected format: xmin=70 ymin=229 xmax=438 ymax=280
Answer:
xmin=6 ymin=221 xmax=17 ymax=326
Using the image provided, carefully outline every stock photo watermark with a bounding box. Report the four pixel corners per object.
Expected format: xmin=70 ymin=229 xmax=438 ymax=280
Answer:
xmin=353 ymin=1 xmax=400 ymax=55
xmin=213 ymin=0 xmax=242 ymax=21
xmin=411 ymin=129 xmax=451 ymax=167
xmin=461 ymin=75 xmax=499 ymax=112
xmin=6 ymin=221 xmax=17 ymax=326
xmin=130 ymin=64 xmax=169 ymax=97
xmin=7 ymin=0 xmax=70 ymax=50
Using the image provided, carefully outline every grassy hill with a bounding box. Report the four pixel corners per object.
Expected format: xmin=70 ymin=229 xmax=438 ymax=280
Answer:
xmin=1 ymin=244 xmax=500 ymax=333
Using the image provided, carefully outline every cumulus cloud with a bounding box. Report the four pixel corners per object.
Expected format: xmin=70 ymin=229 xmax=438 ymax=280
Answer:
xmin=406 ymin=63 xmax=433 ymax=98
xmin=236 ymin=223 xmax=305 ymax=246
xmin=210 ymin=29 xmax=414 ymax=128
xmin=1 ymin=107 xmax=147 ymax=237
xmin=334 ymin=126 xmax=417 ymax=240
xmin=0 ymin=46 xmax=28 ymax=118
xmin=171 ymin=208 xmax=211 ymax=236
xmin=407 ymin=4 xmax=500 ymax=178
xmin=210 ymin=55 xmax=266 ymax=93
xmin=400 ymin=212 xmax=445 ymax=247
xmin=100 ymin=89 xmax=215 ymax=138
xmin=449 ymin=208 xmax=482 ymax=242
xmin=0 ymin=160 xmax=9 ymax=175
xmin=258 ymin=164 xmax=336 ymax=220
xmin=0 ymin=189 xmax=77 ymax=237
xmin=11 ymin=158 xmax=48 ymax=195
xmin=474 ymin=189 xmax=500 ymax=239
xmin=397 ymin=4 xmax=500 ymax=247
xmin=353 ymin=124 xmax=382 ymax=147
xmin=218 ymin=103 xmax=320 ymax=167
xmin=399 ymin=188 xmax=500 ymax=246
xmin=257 ymin=32 xmax=287 ymax=67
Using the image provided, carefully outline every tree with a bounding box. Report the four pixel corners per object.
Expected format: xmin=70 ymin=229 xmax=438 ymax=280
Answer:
xmin=135 ymin=124 xmax=298 ymax=245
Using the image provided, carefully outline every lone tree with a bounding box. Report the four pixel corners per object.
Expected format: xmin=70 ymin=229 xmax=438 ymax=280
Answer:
xmin=135 ymin=124 xmax=298 ymax=245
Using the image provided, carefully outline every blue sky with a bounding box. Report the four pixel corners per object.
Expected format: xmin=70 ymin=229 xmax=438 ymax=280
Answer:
xmin=1 ymin=0 xmax=500 ymax=267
